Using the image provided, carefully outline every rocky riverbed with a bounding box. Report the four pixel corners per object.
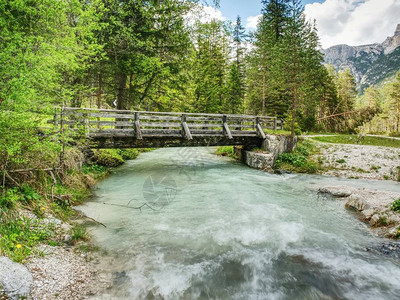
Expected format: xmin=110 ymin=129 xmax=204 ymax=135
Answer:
xmin=316 ymin=142 xmax=400 ymax=181
xmin=0 ymin=213 xmax=113 ymax=300
xmin=319 ymin=185 xmax=400 ymax=239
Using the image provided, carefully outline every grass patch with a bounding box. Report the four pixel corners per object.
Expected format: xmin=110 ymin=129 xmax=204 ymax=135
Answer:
xmin=69 ymin=224 xmax=89 ymax=244
xmin=0 ymin=210 xmax=55 ymax=262
xmin=311 ymin=135 xmax=400 ymax=148
xmin=216 ymin=146 xmax=238 ymax=159
xmin=274 ymin=139 xmax=320 ymax=174
xmin=263 ymin=129 xmax=292 ymax=136
xmin=391 ymin=199 xmax=400 ymax=212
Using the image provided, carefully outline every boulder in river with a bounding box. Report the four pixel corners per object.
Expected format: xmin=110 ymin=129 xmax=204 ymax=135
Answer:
xmin=0 ymin=256 xmax=32 ymax=300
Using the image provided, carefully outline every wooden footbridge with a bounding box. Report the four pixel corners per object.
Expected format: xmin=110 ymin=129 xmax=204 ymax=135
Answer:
xmin=54 ymin=107 xmax=283 ymax=149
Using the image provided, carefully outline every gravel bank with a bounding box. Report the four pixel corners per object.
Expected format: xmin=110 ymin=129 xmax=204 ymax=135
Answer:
xmin=25 ymin=244 xmax=112 ymax=300
xmin=316 ymin=143 xmax=400 ymax=181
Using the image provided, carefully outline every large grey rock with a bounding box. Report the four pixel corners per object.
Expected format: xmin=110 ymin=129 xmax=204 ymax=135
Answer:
xmin=361 ymin=208 xmax=376 ymax=221
xmin=0 ymin=256 xmax=32 ymax=300
xmin=318 ymin=186 xmax=353 ymax=198
xmin=243 ymin=151 xmax=274 ymax=171
xmin=345 ymin=194 xmax=369 ymax=211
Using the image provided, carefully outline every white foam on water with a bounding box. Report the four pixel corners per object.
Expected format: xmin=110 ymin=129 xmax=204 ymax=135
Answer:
xmin=82 ymin=148 xmax=400 ymax=299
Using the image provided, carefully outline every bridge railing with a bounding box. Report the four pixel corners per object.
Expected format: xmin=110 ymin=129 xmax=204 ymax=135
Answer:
xmin=54 ymin=107 xmax=283 ymax=140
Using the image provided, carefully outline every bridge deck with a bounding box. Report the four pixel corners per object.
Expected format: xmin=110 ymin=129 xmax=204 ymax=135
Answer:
xmin=54 ymin=107 xmax=282 ymax=149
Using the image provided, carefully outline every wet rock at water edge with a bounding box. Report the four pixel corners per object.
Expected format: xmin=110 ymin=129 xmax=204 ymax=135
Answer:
xmin=345 ymin=194 xmax=369 ymax=211
xmin=318 ymin=186 xmax=353 ymax=198
xmin=0 ymin=256 xmax=33 ymax=300
xmin=366 ymin=242 xmax=400 ymax=259
xmin=274 ymin=169 xmax=292 ymax=175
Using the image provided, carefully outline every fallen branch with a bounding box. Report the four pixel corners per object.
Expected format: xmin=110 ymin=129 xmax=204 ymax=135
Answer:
xmin=5 ymin=171 xmax=20 ymax=188
xmin=49 ymin=170 xmax=57 ymax=201
xmin=103 ymin=201 xmax=158 ymax=211
xmin=317 ymin=110 xmax=358 ymax=121
xmin=72 ymin=209 xmax=107 ymax=228
xmin=8 ymin=167 xmax=62 ymax=173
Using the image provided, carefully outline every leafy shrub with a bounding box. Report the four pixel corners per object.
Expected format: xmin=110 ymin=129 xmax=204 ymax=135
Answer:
xmin=216 ymin=146 xmax=238 ymax=159
xmin=0 ymin=211 xmax=54 ymax=262
xmin=283 ymin=118 xmax=302 ymax=136
xmin=391 ymin=199 xmax=400 ymax=212
xmin=0 ymin=188 xmax=21 ymax=209
xmin=70 ymin=225 xmax=88 ymax=244
xmin=82 ymin=164 xmax=106 ymax=174
xmin=92 ymin=149 xmax=124 ymax=167
xmin=274 ymin=140 xmax=318 ymax=174
xmin=118 ymin=149 xmax=140 ymax=160
xmin=389 ymin=131 xmax=400 ymax=137
xmin=20 ymin=185 xmax=40 ymax=204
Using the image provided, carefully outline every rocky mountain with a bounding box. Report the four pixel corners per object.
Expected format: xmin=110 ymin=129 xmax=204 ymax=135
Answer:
xmin=323 ymin=24 xmax=400 ymax=91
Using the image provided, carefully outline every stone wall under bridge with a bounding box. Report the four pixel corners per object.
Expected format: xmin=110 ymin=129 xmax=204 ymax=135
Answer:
xmin=235 ymin=135 xmax=297 ymax=172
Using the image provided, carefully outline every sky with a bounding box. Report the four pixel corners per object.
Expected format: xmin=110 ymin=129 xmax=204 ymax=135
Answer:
xmin=214 ymin=0 xmax=400 ymax=49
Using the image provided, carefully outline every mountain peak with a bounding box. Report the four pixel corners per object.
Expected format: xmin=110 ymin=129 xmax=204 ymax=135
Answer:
xmin=382 ymin=24 xmax=400 ymax=55
xmin=395 ymin=24 xmax=400 ymax=36
xmin=323 ymin=23 xmax=400 ymax=91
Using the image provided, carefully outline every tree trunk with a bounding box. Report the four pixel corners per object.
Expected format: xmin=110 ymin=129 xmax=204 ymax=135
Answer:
xmin=116 ymin=73 xmax=127 ymax=110
xmin=262 ymin=69 xmax=266 ymax=116
xmin=97 ymin=71 xmax=102 ymax=109
xmin=397 ymin=94 xmax=399 ymax=132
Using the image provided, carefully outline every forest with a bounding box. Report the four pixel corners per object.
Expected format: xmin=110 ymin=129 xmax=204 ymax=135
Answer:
xmin=1 ymin=0 xmax=400 ymax=196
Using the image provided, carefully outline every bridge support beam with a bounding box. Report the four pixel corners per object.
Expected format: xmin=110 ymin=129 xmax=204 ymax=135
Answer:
xmin=181 ymin=114 xmax=193 ymax=140
xmin=134 ymin=112 xmax=143 ymax=140
xmin=222 ymin=115 xmax=233 ymax=139
xmin=256 ymin=117 xmax=266 ymax=140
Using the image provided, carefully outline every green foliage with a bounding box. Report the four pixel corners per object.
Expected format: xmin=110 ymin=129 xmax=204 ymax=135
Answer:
xmin=0 ymin=211 xmax=54 ymax=262
xmin=274 ymin=140 xmax=319 ymax=173
xmin=82 ymin=164 xmax=107 ymax=175
xmin=92 ymin=149 xmax=124 ymax=167
xmin=283 ymin=117 xmax=302 ymax=135
xmin=215 ymin=146 xmax=238 ymax=159
xmin=69 ymin=225 xmax=89 ymax=244
xmin=311 ymin=135 xmax=400 ymax=148
xmin=118 ymin=149 xmax=141 ymax=160
xmin=0 ymin=188 xmax=21 ymax=209
xmin=391 ymin=199 xmax=400 ymax=212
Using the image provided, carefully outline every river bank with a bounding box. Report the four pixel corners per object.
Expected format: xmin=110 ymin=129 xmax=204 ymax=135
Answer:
xmin=0 ymin=148 xmax=150 ymax=299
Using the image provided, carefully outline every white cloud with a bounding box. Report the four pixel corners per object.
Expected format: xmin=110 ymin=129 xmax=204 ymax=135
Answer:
xmin=246 ymin=15 xmax=262 ymax=30
xmin=185 ymin=4 xmax=226 ymax=26
xmin=304 ymin=0 xmax=400 ymax=49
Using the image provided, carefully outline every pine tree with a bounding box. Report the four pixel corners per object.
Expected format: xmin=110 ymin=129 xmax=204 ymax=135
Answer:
xmin=191 ymin=20 xmax=230 ymax=113
xmin=389 ymin=72 xmax=400 ymax=132
xmin=224 ymin=16 xmax=246 ymax=114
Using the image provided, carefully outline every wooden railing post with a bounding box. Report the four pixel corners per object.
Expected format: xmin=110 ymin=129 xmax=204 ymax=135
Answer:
xmin=237 ymin=118 xmax=242 ymax=131
xmin=181 ymin=114 xmax=193 ymax=140
xmin=84 ymin=111 xmax=90 ymax=137
xmin=134 ymin=112 xmax=143 ymax=140
xmin=256 ymin=117 xmax=266 ymax=139
xmin=222 ymin=115 xmax=233 ymax=139
xmin=273 ymin=117 xmax=277 ymax=130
